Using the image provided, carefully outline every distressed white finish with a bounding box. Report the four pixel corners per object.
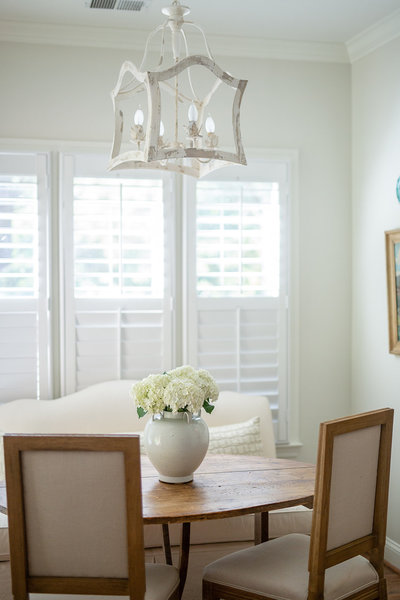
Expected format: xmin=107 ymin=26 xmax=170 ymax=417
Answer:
xmin=109 ymin=1 xmax=247 ymax=178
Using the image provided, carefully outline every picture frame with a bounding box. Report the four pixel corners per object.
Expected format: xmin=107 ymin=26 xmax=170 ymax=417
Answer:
xmin=385 ymin=229 xmax=400 ymax=354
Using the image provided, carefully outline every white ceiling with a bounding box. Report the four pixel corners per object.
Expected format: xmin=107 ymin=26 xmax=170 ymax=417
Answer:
xmin=0 ymin=0 xmax=400 ymax=45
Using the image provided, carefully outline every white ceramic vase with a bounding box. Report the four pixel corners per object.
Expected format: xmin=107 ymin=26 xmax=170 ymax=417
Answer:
xmin=144 ymin=410 xmax=209 ymax=483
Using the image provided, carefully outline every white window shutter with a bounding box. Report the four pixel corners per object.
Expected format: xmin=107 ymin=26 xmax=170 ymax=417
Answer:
xmin=0 ymin=153 xmax=50 ymax=403
xmin=184 ymin=161 xmax=290 ymax=442
xmin=61 ymin=154 xmax=174 ymax=394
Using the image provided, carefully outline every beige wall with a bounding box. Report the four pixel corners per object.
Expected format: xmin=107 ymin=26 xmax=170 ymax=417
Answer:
xmin=352 ymin=36 xmax=400 ymax=566
xmin=0 ymin=41 xmax=352 ymax=462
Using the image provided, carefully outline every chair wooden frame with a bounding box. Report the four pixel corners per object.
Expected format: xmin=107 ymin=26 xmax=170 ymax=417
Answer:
xmin=203 ymin=408 xmax=394 ymax=600
xmin=4 ymin=434 xmax=178 ymax=600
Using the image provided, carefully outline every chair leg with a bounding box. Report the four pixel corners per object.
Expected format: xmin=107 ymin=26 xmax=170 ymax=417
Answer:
xmin=169 ymin=585 xmax=180 ymax=600
xmin=379 ymin=577 xmax=388 ymax=600
xmin=254 ymin=511 xmax=269 ymax=544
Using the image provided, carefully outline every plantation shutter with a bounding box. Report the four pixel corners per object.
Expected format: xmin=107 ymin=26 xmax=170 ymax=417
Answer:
xmin=61 ymin=154 xmax=174 ymax=394
xmin=184 ymin=160 xmax=289 ymax=442
xmin=0 ymin=153 xmax=50 ymax=403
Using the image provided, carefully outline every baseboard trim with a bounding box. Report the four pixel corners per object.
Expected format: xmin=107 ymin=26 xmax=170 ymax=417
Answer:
xmin=385 ymin=537 xmax=400 ymax=570
xmin=385 ymin=559 xmax=400 ymax=575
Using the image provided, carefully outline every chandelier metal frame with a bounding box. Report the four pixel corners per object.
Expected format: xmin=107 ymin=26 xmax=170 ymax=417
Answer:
xmin=108 ymin=0 xmax=248 ymax=178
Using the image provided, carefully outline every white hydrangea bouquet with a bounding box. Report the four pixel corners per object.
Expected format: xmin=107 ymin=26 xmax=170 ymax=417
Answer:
xmin=131 ymin=365 xmax=219 ymax=418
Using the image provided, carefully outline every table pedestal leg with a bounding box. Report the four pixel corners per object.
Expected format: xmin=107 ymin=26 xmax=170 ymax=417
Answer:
xmin=178 ymin=522 xmax=191 ymax=599
xmin=254 ymin=512 xmax=269 ymax=544
xmin=162 ymin=523 xmax=173 ymax=565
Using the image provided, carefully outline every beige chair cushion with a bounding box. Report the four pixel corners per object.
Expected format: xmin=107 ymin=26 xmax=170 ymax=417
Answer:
xmin=144 ymin=563 xmax=179 ymax=600
xmin=0 ymin=561 xmax=12 ymax=600
xmin=148 ymin=541 xmax=254 ymax=600
xmin=0 ymin=513 xmax=9 ymax=561
xmin=203 ymin=533 xmax=378 ymax=600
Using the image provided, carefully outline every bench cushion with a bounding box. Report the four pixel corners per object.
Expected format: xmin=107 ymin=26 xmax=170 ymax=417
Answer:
xmin=143 ymin=506 xmax=313 ymax=548
xmin=0 ymin=513 xmax=9 ymax=561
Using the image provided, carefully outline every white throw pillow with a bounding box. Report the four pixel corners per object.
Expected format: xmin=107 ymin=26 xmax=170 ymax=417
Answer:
xmin=208 ymin=416 xmax=263 ymax=456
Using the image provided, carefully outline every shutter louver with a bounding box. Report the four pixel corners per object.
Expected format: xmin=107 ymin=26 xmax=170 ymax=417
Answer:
xmin=0 ymin=154 xmax=49 ymax=403
xmin=0 ymin=308 xmax=38 ymax=401
xmin=74 ymin=303 xmax=164 ymax=390
xmin=196 ymin=300 xmax=280 ymax=427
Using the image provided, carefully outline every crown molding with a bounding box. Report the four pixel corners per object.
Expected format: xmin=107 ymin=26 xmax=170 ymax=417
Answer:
xmin=217 ymin=36 xmax=349 ymax=63
xmin=0 ymin=20 xmax=148 ymax=50
xmin=346 ymin=8 xmax=400 ymax=62
xmin=0 ymin=20 xmax=349 ymax=63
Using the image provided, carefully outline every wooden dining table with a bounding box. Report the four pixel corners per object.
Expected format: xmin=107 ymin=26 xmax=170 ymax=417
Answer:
xmin=0 ymin=453 xmax=315 ymax=597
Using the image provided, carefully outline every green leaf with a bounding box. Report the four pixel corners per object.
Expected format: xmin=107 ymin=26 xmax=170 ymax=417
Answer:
xmin=202 ymin=399 xmax=215 ymax=414
xmin=137 ymin=406 xmax=147 ymax=419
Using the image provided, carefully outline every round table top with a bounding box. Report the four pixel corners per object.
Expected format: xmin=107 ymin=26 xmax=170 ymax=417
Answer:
xmin=140 ymin=454 xmax=315 ymax=524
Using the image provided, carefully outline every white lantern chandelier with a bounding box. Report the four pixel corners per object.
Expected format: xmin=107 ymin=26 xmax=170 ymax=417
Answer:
xmin=109 ymin=0 xmax=248 ymax=178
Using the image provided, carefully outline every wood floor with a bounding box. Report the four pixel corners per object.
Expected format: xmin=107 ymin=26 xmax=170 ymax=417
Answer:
xmin=386 ymin=564 xmax=400 ymax=600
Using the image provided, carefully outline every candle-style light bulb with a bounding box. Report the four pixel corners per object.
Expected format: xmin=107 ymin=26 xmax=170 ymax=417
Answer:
xmin=159 ymin=120 xmax=165 ymax=136
xmin=134 ymin=106 xmax=144 ymax=126
xmin=188 ymin=102 xmax=198 ymax=123
xmin=205 ymin=115 xmax=216 ymax=134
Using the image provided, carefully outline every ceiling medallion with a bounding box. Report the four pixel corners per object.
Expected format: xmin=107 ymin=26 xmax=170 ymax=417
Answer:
xmin=109 ymin=0 xmax=247 ymax=178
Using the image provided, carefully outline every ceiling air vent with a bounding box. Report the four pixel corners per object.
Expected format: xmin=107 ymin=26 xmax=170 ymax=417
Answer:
xmin=86 ymin=0 xmax=150 ymax=10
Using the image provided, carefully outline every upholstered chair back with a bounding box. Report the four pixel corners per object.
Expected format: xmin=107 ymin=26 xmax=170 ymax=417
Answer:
xmin=308 ymin=408 xmax=393 ymax=600
xmin=326 ymin=424 xmax=381 ymax=550
xmin=4 ymin=434 xmax=145 ymax=599
xmin=23 ymin=450 xmax=130 ymax=577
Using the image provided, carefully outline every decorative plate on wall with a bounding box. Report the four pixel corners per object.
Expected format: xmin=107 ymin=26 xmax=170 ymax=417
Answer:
xmin=396 ymin=176 xmax=400 ymax=202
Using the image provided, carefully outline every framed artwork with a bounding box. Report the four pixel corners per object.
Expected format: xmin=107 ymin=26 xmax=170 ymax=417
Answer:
xmin=385 ymin=229 xmax=400 ymax=354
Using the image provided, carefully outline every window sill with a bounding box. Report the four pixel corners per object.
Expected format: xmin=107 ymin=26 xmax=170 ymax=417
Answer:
xmin=275 ymin=442 xmax=303 ymax=459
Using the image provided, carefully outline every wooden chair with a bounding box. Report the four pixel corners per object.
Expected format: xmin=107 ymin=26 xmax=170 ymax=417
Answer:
xmin=4 ymin=434 xmax=179 ymax=600
xmin=203 ymin=407 xmax=394 ymax=600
